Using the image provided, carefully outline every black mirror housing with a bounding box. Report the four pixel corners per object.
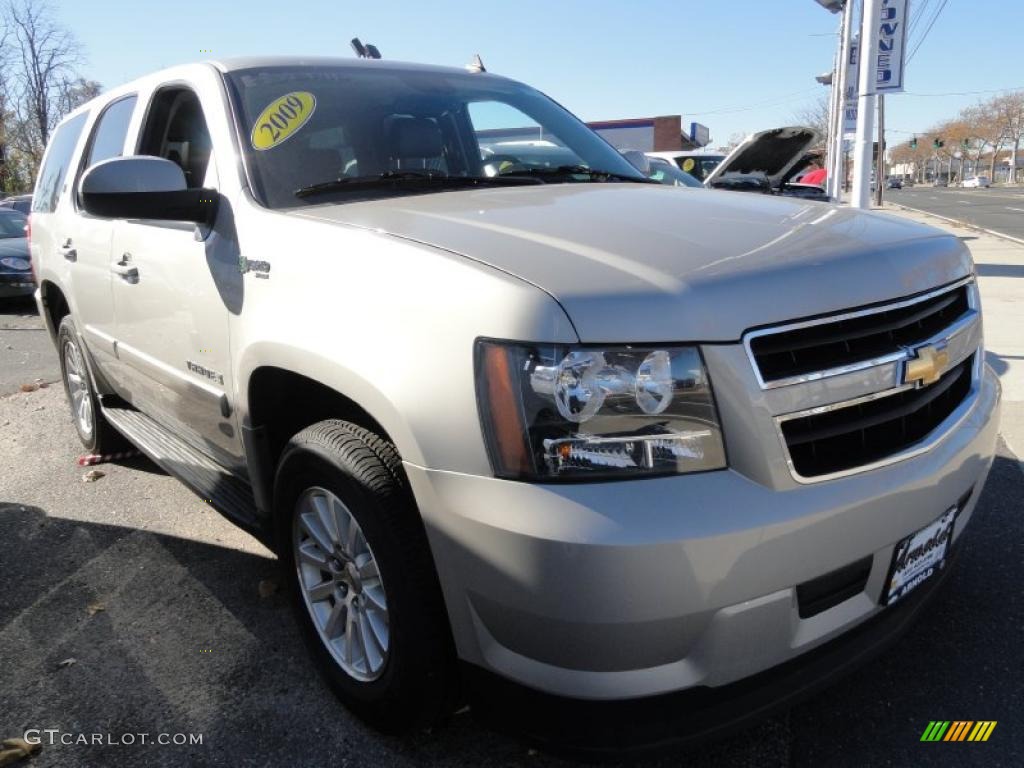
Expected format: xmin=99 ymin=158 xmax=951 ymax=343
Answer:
xmin=80 ymin=156 xmax=218 ymax=225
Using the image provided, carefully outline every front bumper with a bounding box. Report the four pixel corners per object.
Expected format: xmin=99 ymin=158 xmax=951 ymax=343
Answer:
xmin=0 ymin=273 xmax=35 ymax=298
xmin=406 ymin=365 xmax=1000 ymax=702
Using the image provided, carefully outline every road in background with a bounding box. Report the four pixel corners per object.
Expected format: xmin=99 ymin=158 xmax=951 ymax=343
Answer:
xmin=886 ymin=186 xmax=1024 ymax=242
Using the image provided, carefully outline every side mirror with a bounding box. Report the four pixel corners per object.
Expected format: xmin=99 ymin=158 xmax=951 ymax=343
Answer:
xmin=620 ymin=149 xmax=651 ymax=176
xmin=80 ymin=156 xmax=218 ymax=224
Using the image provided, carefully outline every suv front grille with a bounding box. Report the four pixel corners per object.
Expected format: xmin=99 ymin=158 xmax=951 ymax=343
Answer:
xmin=780 ymin=354 xmax=974 ymax=478
xmin=750 ymin=284 xmax=970 ymax=385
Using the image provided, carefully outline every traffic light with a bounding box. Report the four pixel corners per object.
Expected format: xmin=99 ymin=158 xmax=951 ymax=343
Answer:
xmin=961 ymin=139 xmax=969 ymax=149
xmin=910 ymin=136 xmax=917 ymax=149
xmin=932 ymin=138 xmax=944 ymax=149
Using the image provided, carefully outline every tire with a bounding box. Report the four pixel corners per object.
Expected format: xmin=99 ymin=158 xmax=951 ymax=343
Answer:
xmin=57 ymin=315 xmax=123 ymax=453
xmin=274 ymin=419 xmax=459 ymax=730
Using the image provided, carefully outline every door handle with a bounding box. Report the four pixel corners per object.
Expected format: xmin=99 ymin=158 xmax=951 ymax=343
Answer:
xmin=111 ymin=254 xmax=139 ymax=281
xmin=60 ymin=239 xmax=77 ymax=262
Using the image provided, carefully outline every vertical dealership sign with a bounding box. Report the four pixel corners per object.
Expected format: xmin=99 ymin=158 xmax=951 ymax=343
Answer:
xmin=876 ymin=0 xmax=909 ymax=92
xmin=843 ymin=1 xmax=908 ymax=133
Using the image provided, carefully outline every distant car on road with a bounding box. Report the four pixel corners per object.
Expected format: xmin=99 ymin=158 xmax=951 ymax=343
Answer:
xmin=932 ymin=178 xmax=949 ymax=187
xmin=0 ymin=194 xmax=33 ymax=214
xmin=886 ymin=177 xmax=902 ymax=190
xmin=0 ymin=208 xmax=34 ymax=299
xmin=961 ymin=176 xmax=990 ymax=189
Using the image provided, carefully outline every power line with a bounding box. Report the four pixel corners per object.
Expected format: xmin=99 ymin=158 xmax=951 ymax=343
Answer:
xmin=907 ymin=0 xmax=933 ymax=40
xmin=903 ymin=85 xmax=1024 ymax=97
xmin=907 ymin=0 xmax=950 ymax=63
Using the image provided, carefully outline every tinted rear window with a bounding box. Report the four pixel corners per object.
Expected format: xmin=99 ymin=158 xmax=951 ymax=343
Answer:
xmin=33 ymin=113 xmax=88 ymax=213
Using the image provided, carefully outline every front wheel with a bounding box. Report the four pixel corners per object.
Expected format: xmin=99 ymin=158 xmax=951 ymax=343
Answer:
xmin=275 ymin=420 xmax=459 ymax=729
xmin=57 ymin=315 xmax=122 ymax=453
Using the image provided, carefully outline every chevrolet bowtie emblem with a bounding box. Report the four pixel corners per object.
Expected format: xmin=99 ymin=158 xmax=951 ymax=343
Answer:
xmin=904 ymin=344 xmax=949 ymax=387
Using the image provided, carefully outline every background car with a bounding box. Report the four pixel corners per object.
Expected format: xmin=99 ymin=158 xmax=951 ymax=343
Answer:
xmin=0 ymin=194 xmax=33 ymax=214
xmin=886 ymin=177 xmax=903 ymax=189
xmin=646 ymin=156 xmax=703 ymax=187
xmin=962 ymin=175 xmax=991 ymax=188
xmin=702 ymin=126 xmax=829 ymax=200
xmin=645 ymin=149 xmax=726 ymax=182
xmin=932 ymin=178 xmax=949 ymax=187
xmin=0 ymin=207 xmax=34 ymax=299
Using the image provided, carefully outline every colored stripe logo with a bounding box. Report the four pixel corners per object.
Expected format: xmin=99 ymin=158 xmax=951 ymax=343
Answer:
xmin=921 ymin=721 xmax=997 ymax=742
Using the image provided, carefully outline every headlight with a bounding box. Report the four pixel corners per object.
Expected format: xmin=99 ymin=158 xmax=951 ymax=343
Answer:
xmin=475 ymin=340 xmax=727 ymax=480
xmin=0 ymin=257 xmax=30 ymax=271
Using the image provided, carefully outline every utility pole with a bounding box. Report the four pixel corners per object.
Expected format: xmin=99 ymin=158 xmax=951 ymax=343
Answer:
xmin=852 ymin=0 xmax=881 ymax=209
xmin=874 ymin=94 xmax=885 ymax=206
xmin=829 ymin=0 xmax=855 ymax=201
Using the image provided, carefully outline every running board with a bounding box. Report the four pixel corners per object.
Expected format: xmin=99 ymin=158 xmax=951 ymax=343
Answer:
xmin=101 ymin=404 xmax=270 ymax=545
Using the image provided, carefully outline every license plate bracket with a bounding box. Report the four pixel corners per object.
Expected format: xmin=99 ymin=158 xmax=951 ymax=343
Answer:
xmin=883 ymin=506 xmax=958 ymax=606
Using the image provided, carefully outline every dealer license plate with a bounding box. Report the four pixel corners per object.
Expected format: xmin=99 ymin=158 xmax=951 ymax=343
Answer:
xmin=884 ymin=506 xmax=958 ymax=606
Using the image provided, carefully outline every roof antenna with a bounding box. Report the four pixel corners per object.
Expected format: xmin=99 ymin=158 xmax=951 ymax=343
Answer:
xmin=351 ymin=38 xmax=382 ymax=59
xmin=466 ymin=53 xmax=486 ymax=73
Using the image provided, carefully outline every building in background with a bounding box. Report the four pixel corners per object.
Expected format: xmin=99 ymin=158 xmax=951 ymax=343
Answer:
xmin=585 ymin=116 xmax=708 ymax=152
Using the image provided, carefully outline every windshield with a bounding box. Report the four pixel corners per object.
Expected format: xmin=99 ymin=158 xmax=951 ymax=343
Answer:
xmin=225 ymin=64 xmax=647 ymax=209
xmin=648 ymin=160 xmax=703 ymax=188
xmin=0 ymin=210 xmax=27 ymax=238
xmin=672 ymin=155 xmax=723 ymax=182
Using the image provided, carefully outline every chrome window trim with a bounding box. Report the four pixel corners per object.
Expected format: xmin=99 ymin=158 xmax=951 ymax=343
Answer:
xmin=774 ymin=345 xmax=982 ymax=484
xmin=744 ymin=275 xmax=977 ymax=390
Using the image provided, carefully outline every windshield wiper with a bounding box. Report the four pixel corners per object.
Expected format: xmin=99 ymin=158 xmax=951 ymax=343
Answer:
xmin=295 ymin=170 xmax=542 ymax=199
xmin=496 ymin=165 xmax=656 ymax=184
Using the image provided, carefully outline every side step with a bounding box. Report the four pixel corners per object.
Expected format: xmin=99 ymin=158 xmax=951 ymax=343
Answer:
xmin=101 ymin=404 xmax=270 ymax=545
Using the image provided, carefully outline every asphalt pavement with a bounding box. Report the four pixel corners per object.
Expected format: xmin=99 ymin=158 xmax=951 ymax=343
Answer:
xmin=885 ymin=185 xmax=1024 ymax=242
xmin=0 ymin=295 xmax=55 ymax=395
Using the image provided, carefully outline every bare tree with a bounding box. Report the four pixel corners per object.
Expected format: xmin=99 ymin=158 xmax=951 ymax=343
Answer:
xmin=792 ymin=93 xmax=830 ymax=150
xmin=990 ymin=91 xmax=1024 ymax=183
xmin=5 ymin=0 xmax=83 ymax=170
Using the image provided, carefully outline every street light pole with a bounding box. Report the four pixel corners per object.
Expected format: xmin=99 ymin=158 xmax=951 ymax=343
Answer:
xmin=852 ymin=0 xmax=881 ymax=209
xmin=829 ymin=0 xmax=855 ymax=201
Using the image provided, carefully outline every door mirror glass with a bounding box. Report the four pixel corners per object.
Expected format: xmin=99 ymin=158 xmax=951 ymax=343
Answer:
xmin=79 ymin=156 xmax=217 ymax=223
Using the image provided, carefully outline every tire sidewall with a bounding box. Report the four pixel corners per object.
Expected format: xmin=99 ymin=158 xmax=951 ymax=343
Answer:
xmin=57 ymin=316 xmax=99 ymax=451
xmin=276 ymin=444 xmax=427 ymax=723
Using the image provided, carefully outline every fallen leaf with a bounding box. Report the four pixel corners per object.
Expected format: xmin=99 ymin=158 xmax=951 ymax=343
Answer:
xmin=0 ymin=737 xmax=41 ymax=767
xmin=87 ymin=601 xmax=106 ymax=616
xmin=257 ymin=578 xmax=279 ymax=598
xmin=82 ymin=470 xmax=105 ymax=483
xmin=18 ymin=383 xmax=38 ymax=393
xmin=56 ymin=657 xmax=76 ymax=669
xmin=38 ymin=382 xmax=49 ymax=389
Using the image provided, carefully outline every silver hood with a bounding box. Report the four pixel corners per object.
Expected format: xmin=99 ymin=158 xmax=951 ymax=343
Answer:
xmin=704 ymin=126 xmax=820 ymax=189
xmin=294 ymin=184 xmax=972 ymax=342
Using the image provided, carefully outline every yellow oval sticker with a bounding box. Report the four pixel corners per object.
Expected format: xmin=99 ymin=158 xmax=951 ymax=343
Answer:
xmin=251 ymin=91 xmax=316 ymax=151
xmin=682 ymin=158 xmax=696 ymax=172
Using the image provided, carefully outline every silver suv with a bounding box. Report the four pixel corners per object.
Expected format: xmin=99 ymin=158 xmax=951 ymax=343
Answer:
xmin=30 ymin=57 xmax=1000 ymax=739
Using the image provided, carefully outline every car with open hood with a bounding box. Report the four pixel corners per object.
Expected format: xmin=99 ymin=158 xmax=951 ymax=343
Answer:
xmin=29 ymin=56 xmax=999 ymax=751
xmin=703 ymin=125 xmax=827 ymax=199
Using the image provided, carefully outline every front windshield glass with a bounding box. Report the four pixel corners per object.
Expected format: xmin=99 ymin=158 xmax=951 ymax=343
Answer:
xmin=225 ymin=64 xmax=647 ymax=208
xmin=0 ymin=211 xmax=27 ymax=238
xmin=673 ymin=155 xmax=724 ymax=182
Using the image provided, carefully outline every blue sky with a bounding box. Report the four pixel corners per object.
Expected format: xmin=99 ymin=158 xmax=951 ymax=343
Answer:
xmin=55 ymin=0 xmax=1023 ymax=147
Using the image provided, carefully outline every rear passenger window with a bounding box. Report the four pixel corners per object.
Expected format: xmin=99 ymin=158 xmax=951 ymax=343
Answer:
xmin=32 ymin=113 xmax=88 ymax=213
xmin=83 ymin=96 xmax=137 ymax=169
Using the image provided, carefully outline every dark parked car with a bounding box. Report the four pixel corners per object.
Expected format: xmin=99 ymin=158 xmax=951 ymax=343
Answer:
xmin=886 ymin=177 xmax=903 ymax=189
xmin=0 ymin=194 xmax=33 ymax=214
xmin=0 ymin=208 xmax=34 ymax=299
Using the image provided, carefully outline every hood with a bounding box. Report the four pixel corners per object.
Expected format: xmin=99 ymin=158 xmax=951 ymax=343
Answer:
xmin=704 ymin=126 xmax=820 ymax=190
xmin=292 ymin=184 xmax=971 ymax=342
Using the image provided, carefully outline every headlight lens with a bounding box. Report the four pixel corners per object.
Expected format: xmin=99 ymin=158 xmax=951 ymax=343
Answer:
xmin=475 ymin=340 xmax=727 ymax=480
xmin=0 ymin=257 xmax=30 ymax=271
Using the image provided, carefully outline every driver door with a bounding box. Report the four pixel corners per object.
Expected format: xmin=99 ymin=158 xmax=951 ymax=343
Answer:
xmin=109 ymin=84 xmax=243 ymax=469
